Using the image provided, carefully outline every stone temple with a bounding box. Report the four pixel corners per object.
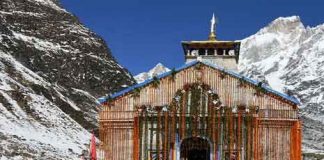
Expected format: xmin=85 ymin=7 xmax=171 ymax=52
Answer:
xmin=98 ymin=14 xmax=302 ymax=160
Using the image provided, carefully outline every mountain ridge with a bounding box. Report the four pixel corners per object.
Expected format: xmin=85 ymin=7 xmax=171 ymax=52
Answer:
xmin=240 ymin=15 xmax=324 ymax=154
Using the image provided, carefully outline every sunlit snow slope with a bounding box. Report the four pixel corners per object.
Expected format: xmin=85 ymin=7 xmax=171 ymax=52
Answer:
xmin=240 ymin=16 xmax=324 ymax=155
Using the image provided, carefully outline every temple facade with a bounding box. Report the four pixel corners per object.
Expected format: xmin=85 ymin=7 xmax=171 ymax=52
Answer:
xmin=98 ymin=15 xmax=302 ymax=160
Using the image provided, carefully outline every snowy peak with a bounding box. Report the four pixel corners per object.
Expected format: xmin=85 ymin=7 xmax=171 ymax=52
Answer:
xmin=241 ymin=16 xmax=305 ymax=59
xmin=261 ymin=16 xmax=304 ymax=34
xmin=135 ymin=63 xmax=170 ymax=83
xmin=240 ymin=16 xmax=307 ymax=73
xmin=148 ymin=63 xmax=170 ymax=77
xmin=239 ymin=16 xmax=324 ymax=154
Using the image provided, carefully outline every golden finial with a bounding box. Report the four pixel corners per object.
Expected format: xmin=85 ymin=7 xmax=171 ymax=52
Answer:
xmin=208 ymin=13 xmax=217 ymax=41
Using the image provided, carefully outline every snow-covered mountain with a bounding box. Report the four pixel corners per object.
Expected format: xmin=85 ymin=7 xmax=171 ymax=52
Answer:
xmin=134 ymin=63 xmax=170 ymax=83
xmin=239 ymin=16 xmax=324 ymax=156
xmin=0 ymin=53 xmax=91 ymax=159
xmin=0 ymin=0 xmax=135 ymax=159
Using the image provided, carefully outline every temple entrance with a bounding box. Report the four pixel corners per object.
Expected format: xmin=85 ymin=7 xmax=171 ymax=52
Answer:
xmin=132 ymin=83 xmax=257 ymax=160
xmin=180 ymin=137 xmax=210 ymax=160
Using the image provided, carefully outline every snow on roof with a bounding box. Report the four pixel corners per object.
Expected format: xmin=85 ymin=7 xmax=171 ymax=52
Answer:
xmin=98 ymin=60 xmax=300 ymax=105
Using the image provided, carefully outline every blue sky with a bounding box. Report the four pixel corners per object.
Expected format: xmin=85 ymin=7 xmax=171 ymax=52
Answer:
xmin=61 ymin=0 xmax=324 ymax=75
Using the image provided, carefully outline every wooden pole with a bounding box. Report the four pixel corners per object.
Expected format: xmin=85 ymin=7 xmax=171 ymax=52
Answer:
xmin=237 ymin=112 xmax=241 ymax=160
xmin=164 ymin=111 xmax=168 ymax=160
xmin=291 ymin=120 xmax=302 ymax=160
xmin=133 ymin=114 xmax=139 ymax=160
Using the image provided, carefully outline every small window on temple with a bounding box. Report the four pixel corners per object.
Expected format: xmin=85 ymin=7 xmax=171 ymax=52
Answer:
xmin=190 ymin=49 xmax=198 ymax=56
xmin=198 ymin=49 xmax=205 ymax=56
xmin=229 ymin=50 xmax=235 ymax=56
xmin=207 ymin=49 xmax=214 ymax=55
xmin=225 ymin=49 xmax=230 ymax=55
xmin=217 ymin=49 xmax=223 ymax=55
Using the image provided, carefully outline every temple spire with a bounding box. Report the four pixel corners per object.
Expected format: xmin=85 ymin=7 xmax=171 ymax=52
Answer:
xmin=211 ymin=13 xmax=216 ymax=33
xmin=208 ymin=13 xmax=217 ymax=41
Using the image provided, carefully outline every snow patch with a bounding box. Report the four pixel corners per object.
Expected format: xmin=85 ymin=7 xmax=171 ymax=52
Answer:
xmin=12 ymin=31 xmax=72 ymax=53
xmin=30 ymin=0 xmax=67 ymax=12
xmin=54 ymin=89 xmax=81 ymax=111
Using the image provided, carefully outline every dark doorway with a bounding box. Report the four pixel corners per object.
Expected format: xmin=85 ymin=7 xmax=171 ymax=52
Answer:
xmin=181 ymin=137 xmax=210 ymax=160
xmin=188 ymin=148 xmax=209 ymax=160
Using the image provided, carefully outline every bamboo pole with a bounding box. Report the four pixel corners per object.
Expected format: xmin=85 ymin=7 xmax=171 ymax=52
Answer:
xmin=163 ymin=111 xmax=168 ymax=160
xmin=237 ymin=112 xmax=241 ymax=160
xmin=133 ymin=114 xmax=139 ymax=160
xmin=156 ymin=109 xmax=161 ymax=160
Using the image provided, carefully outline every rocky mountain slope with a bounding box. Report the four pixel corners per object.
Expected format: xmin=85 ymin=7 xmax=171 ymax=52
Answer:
xmin=0 ymin=0 xmax=135 ymax=159
xmin=239 ymin=16 xmax=324 ymax=155
xmin=134 ymin=63 xmax=170 ymax=83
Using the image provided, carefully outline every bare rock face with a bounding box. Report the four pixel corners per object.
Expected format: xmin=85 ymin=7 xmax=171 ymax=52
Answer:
xmin=0 ymin=0 xmax=134 ymax=97
xmin=240 ymin=16 xmax=324 ymax=157
xmin=0 ymin=0 xmax=135 ymax=159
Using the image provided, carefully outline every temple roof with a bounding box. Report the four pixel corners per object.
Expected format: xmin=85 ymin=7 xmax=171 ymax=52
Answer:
xmin=181 ymin=40 xmax=240 ymax=48
xmin=98 ymin=60 xmax=300 ymax=105
xmin=181 ymin=40 xmax=240 ymax=44
xmin=181 ymin=40 xmax=241 ymax=56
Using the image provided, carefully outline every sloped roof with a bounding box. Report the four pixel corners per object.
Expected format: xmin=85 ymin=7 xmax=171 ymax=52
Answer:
xmin=98 ymin=60 xmax=300 ymax=105
xmin=181 ymin=40 xmax=240 ymax=44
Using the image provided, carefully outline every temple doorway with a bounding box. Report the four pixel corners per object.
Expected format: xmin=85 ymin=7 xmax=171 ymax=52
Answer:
xmin=180 ymin=137 xmax=210 ymax=160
